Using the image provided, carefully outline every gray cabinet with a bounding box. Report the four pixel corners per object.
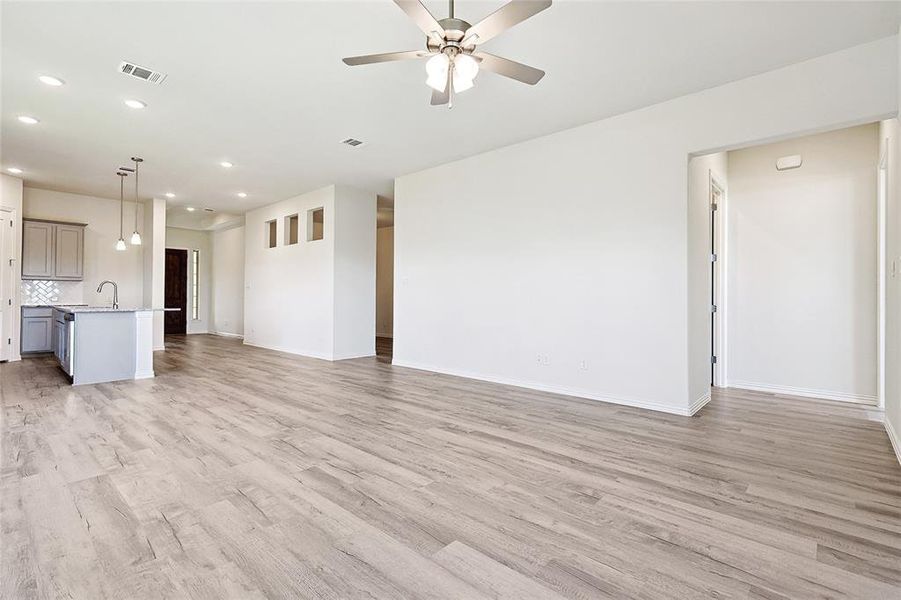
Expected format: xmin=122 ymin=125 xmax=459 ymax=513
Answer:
xmin=54 ymin=224 xmax=84 ymax=280
xmin=22 ymin=221 xmax=54 ymax=279
xmin=22 ymin=219 xmax=85 ymax=280
xmin=21 ymin=306 xmax=53 ymax=353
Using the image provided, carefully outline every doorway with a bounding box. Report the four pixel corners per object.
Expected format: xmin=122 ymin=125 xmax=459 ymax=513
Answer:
xmin=698 ymin=123 xmax=880 ymax=404
xmin=0 ymin=208 xmax=14 ymax=361
xmin=376 ymin=197 xmax=394 ymax=361
xmin=165 ymin=248 xmax=187 ymax=335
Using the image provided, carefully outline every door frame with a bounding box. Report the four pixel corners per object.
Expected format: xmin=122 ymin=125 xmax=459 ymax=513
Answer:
xmin=709 ymin=173 xmax=727 ymax=388
xmin=877 ymin=137 xmax=889 ymax=410
xmin=0 ymin=207 xmax=16 ymax=362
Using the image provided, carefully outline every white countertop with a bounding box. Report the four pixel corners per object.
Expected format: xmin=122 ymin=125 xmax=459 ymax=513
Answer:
xmin=53 ymin=305 xmax=180 ymax=314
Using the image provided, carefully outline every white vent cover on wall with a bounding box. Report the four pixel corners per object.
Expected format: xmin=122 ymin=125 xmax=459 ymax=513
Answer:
xmin=775 ymin=155 xmax=803 ymax=171
xmin=341 ymin=138 xmax=364 ymax=147
xmin=118 ymin=61 xmax=167 ymax=85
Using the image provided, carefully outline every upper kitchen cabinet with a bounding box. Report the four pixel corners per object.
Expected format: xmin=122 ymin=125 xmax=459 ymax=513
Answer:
xmin=22 ymin=219 xmax=86 ymax=280
xmin=54 ymin=223 xmax=85 ymax=279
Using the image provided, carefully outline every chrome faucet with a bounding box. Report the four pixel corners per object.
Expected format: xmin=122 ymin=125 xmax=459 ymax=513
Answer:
xmin=97 ymin=280 xmax=119 ymax=309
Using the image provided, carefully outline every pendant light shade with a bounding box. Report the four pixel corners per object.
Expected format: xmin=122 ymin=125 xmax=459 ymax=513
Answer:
xmin=117 ymin=171 xmax=128 ymax=251
xmin=130 ymin=156 xmax=143 ymax=245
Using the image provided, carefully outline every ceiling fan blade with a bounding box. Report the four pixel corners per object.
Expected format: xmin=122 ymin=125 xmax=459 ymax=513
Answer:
xmin=463 ymin=0 xmax=552 ymax=46
xmin=473 ymin=52 xmax=545 ymax=85
xmin=393 ymin=0 xmax=446 ymax=40
xmin=431 ymin=86 xmax=449 ymax=106
xmin=342 ymin=50 xmax=428 ymax=66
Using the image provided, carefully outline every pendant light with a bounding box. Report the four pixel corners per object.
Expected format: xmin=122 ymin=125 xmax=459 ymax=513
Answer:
xmin=130 ymin=156 xmax=143 ymax=245
xmin=116 ymin=171 xmax=128 ymax=251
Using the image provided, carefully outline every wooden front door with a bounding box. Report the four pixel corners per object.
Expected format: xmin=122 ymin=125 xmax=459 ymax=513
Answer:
xmin=165 ymin=248 xmax=188 ymax=334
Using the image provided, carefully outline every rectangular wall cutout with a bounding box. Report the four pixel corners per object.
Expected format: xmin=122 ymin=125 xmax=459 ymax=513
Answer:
xmin=285 ymin=214 xmax=299 ymax=245
xmin=307 ymin=207 xmax=324 ymax=241
xmin=266 ymin=219 xmax=277 ymax=248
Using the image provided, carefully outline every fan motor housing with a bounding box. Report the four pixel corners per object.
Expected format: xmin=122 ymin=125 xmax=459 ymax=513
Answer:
xmin=426 ymin=17 xmax=472 ymax=52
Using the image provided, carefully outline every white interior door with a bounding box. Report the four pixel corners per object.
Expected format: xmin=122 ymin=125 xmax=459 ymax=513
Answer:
xmin=0 ymin=209 xmax=12 ymax=361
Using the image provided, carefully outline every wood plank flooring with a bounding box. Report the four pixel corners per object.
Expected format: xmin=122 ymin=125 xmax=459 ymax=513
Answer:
xmin=2 ymin=334 xmax=900 ymax=599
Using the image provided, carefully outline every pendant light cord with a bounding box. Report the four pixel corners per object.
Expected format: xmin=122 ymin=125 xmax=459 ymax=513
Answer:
xmin=132 ymin=157 xmax=143 ymax=232
xmin=118 ymin=172 xmax=126 ymax=239
xmin=134 ymin=160 xmax=139 ymax=231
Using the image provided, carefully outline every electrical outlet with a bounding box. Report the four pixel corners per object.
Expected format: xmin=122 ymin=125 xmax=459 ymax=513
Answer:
xmin=579 ymin=360 xmax=588 ymax=371
xmin=536 ymin=354 xmax=550 ymax=366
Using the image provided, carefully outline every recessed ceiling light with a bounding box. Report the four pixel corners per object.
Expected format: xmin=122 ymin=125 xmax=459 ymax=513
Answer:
xmin=124 ymin=99 xmax=146 ymax=109
xmin=186 ymin=206 xmax=195 ymax=212
xmin=17 ymin=115 xmax=39 ymax=125
xmin=165 ymin=192 xmax=175 ymax=198
xmin=220 ymin=161 xmax=233 ymax=168
xmin=7 ymin=167 xmax=23 ymax=174
xmin=38 ymin=75 xmax=64 ymax=86
xmin=237 ymin=192 xmax=247 ymax=198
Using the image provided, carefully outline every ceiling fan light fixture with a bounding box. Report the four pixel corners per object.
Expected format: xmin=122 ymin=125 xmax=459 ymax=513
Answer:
xmin=426 ymin=53 xmax=451 ymax=91
xmin=454 ymin=53 xmax=479 ymax=81
xmin=452 ymin=73 xmax=474 ymax=93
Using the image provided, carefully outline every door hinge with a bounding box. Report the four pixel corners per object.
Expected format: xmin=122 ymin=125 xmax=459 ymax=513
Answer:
xmin=711 ymin=203 xmax=718 ymax=211
xmin=711 ymin=253 xmax=718 ymax=262
xmin=711 ymin=304 xmax=717 ymax=313
xmin=711 ymin=355 xmax=717 ymax=364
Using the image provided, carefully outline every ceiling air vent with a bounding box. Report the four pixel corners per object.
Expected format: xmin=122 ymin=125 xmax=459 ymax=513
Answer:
xmin=341 ymin=138 xmax=364 ymax=147
xmin=118 ymin=61 xmax=167 ymax=85
xmin=203 ymin=208 xmax=215 ymax=212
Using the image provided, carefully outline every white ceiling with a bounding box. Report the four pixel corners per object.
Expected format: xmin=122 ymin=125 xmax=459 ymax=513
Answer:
xmin=2 ymin=1 xmax=899 ymax=213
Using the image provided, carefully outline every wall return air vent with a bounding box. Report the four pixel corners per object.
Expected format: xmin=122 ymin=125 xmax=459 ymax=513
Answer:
xmin=118 ymin=61 xmax=167 ymax=85
xmin=341 ymin=138 xmax=364 ymax=147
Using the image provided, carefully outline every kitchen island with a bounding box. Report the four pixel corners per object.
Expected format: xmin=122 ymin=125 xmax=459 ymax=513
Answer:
xmin=52 ymin=306 xmax=173 ymax=385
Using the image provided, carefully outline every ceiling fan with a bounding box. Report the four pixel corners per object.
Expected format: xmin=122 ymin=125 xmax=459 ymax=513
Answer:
xmin=343 ymin=0 xmax=552 ymax=108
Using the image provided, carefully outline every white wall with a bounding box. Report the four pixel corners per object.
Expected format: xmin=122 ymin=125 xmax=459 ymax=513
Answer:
xmin=394 ymin=36 xmax=898 ymax=416
xmin=23 ymin=187 xmax=145 ymax=307
xmin=245 ymin=186 xmax=335 ymax=358
xmin=244 ymin=185 xmax=375 ymax=360
xmin=333 ymin=186 xmax=376 ymax=359
xmin=211 ymin=224 xmax=245 ymax=337
xmin=687 ymin=151 xmax=727 ymax=408
xmin=726 ymin=124 xmax=879 ymax=403
xmin=166 ymin=227 xmax=212 ymax=334
xmin=377 ymin=226 xmax=394 ymax=337
xmin=1 ymin=174 xmax=24 ymax=361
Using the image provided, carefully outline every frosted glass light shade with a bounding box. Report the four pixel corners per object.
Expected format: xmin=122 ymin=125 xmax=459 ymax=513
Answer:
xmin=426 ymin=53 xmax=449 ymax=91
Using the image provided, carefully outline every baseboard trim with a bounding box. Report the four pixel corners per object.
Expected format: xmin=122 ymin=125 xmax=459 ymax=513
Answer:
xmin=242 ymin=341 xmax=335 ymax=362
xmin=212 ymin=331 xmax=244 ymax=339
xmin=885 ymin=418 xmax=901 ymax=468
xmin=689 ymin=391 xmax=712 ymax=416
xmin=134 ymin=370 xmax=155 ymax=380
xmin=391 ymin=359 xmax=694 ymax=416
xmin=333 ymin=352 xmax=376 ymax=360
xmin=728 ymin=381 xmax=878 ymax=405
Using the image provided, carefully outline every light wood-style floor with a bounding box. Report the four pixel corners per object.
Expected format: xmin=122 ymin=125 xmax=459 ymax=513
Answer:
xmin=2 ymin=334 xmax=900 ymax=599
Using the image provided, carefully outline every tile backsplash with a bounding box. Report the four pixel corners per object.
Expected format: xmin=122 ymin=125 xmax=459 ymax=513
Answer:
xmin=21 ymin=280 xmax=84 ymax=306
